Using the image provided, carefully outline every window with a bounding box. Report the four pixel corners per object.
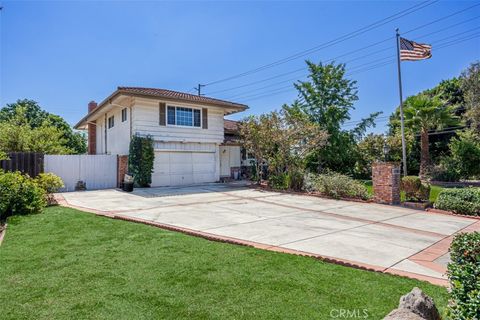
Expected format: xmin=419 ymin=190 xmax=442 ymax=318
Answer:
xmin=108 ymin=116 xmax=114 ymax=129
xmin=166 ymin=106 xmax=201 ymax=127
xmin=194 ymin=109 xmax=201 ymax=127
xmin=167 ymin=106 xmax=175 ymax=125
xmin=122 ymin=108 xmax=127 ymax=122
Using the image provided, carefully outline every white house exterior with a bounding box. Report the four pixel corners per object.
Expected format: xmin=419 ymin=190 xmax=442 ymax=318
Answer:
xmin=75 ymin=87 xmax=247 ymax=187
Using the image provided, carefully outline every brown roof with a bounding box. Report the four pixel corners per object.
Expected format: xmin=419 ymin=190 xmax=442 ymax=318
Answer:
xmin=117 ymin=87 xmax=248 ymax=110
xmin=74 ymin=86 xmax=248 ymax=129
xmin=224 ymin=119 xmax=239 ymax=132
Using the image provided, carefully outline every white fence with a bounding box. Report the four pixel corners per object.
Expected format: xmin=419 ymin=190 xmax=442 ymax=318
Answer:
xmin=44 ymin=155 xmax=117 ymax=192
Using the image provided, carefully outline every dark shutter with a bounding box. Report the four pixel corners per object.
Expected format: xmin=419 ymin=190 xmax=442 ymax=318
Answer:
xmin=159 ymin=102 xmax=166 ymax=126
xmin=202 ymin=108 xmax=208 ymax=129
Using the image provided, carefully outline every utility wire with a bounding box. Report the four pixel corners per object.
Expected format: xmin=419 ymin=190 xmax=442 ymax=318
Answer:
xmin=236 ymin=33 xmax=479 ymax=104
xmin=204 ymin=5 xmax=480 ymax=96
xmin=203 ymin=0 xmax=439 ymax=86
xmin=231 ymin=30 xmax=480 ymax=102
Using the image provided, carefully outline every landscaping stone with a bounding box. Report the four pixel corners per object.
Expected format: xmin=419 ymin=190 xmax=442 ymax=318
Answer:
xmin=384 ymin=287 xmax=441 ymax=320
xmin=384 ymin=308 xmax=424 ymax=320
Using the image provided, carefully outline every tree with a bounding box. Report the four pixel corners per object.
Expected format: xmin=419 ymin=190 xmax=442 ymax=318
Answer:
xmin=448 ymin=130 xmax=480 ymax=178
xmin=0 ymin=107 xmax=73 ymax=154
xmin=239 ymin=105 xmax=328 ymax=184
xmin=290 ymin=61 xmax=380 ymax=174
xmin=402 ymin=94 xmax=460 ymax=178
xmin=0 ymin=99 xmax=86 ymax=154
xmin=460 ymin=61 xmax=480 ymax=132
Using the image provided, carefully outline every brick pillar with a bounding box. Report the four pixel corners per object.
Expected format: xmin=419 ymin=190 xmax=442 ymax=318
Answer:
xmin=87 ymin=101 xmax=97 ymax=155
xmin=372 ymin=162 xmax=401 ymax=205
xmin=117 ymin=155 xmax=129 ymax=188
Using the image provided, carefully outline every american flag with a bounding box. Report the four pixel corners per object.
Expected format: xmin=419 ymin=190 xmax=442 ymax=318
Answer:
xmin=400 ymin=37 xmax=432 ymax=61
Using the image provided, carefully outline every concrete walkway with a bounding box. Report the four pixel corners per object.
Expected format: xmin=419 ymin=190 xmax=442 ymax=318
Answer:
xmin=58 ymin=182 xmax=480 ymax=285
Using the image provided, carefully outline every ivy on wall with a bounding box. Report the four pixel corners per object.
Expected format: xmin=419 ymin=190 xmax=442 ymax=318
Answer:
xmin=128 ymin=135 xmax=154 ymax=187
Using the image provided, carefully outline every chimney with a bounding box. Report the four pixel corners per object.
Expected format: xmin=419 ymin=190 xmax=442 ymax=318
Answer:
xmin=88 ymin=101 xmax=98 ymax=113
xmin=87 ymin=101 xmax=98 ymax=154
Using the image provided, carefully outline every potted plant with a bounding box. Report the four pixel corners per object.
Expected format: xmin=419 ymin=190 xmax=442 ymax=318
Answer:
xmin=123 ymin=174 xmax=134 ymax=192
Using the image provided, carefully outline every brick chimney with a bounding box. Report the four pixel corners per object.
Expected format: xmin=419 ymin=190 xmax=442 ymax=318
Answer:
xmin=87 ymin=101 xmax=97 ymax=155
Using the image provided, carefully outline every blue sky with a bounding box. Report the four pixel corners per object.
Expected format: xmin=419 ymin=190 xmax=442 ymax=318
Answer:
xmin=1 ymin=0 xmax=479 ymax=132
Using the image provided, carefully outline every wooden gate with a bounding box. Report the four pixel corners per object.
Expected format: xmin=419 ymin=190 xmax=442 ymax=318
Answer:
xmin=44 ymin=155 xmax=118 ymax=192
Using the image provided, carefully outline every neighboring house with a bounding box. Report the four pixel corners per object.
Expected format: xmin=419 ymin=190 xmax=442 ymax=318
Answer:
xmin=74 ymin=87 xmax=248 ymax=187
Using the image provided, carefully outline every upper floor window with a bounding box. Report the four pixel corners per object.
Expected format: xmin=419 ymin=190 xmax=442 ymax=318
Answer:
xmin=166 ymin=106 xmax=201 ymax=127
xmin=121 ymin=108 xmax=127 ymax=122
xmin=108 ymin=116 xmax=114 ymax=129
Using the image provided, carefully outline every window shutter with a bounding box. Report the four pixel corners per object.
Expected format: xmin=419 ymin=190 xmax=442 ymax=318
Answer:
xmin=202 ymin=108 xmax=208 ymax=129
xmin=159 ymin=102 xmax=166 ymax=126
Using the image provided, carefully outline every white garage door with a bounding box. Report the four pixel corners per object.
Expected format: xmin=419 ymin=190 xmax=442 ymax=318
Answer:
xmin=151 ymin=151 xmax=217 ymax=187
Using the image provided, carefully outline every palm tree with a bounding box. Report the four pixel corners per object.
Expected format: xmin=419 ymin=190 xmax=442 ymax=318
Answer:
xmin=403 ymin=94 xmax=460 ymax=178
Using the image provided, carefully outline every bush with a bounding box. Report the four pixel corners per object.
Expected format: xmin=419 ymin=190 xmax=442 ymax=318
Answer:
xmin=128 ymin=135 xmax=154 ymax=187
xmin=286 ymin=169 xmax=304 ymax=191
xmin=401 ymin=176 xmax=430 ymax=202
xmin=306 ymin=172 xmax=370 ymax=200
xmin=0 ymin=171 xmax=46 ymax=220
xmin=430 ymin=158 xmax=461 ymax=182
xmin=35 ymin=173 xmax=64 ymax=194
xmin=434 ymin=188 xmax=480 ymax=216
xmin=447 ymin=232 xmax=480 ymax=319
xmin=268 ymin=173 xmax=289 ymax=190
xmin=35 ymin=173 xmax=64 ymax=205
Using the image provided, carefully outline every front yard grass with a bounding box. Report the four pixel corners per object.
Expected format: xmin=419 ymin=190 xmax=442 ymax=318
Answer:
xmin=0 ymin=207 xmax=449 ymax=319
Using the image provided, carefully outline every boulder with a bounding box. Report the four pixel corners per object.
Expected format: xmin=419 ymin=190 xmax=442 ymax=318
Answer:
xmin=384 ymin=287 xmax=441 ymax=320
xmin=384 ymin=308 xmax=425 ymax=320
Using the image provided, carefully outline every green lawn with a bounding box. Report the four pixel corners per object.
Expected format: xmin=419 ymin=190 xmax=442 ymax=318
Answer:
xmin=0 ymin=207 xmax=449 ymax=319
xmin=362 ymin=180 xmax=444 ymax=203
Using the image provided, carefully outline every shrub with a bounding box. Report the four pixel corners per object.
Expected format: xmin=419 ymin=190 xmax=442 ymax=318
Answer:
xmin=268 ymin=173 xmax=289 ymax=190
xmin=401 ymin=176 xmax=430 ymax=202
xmin=35 ymin=173 xmax=64 ymax=194
xmin=447 ymin=232 xmax=480 ymax=319
xmin=286 ymin=169 xmax=304 ymax=191
xmin=35 ymin=173 xmax=64 ymax=205
xmin=307 ymin=172 xmax=370 ymax=200
xmin=128 ymin=135 xmax=154 ymax=187
xmin=430 ymin=158 xmax=461 ymax=182
xmin=435 ymin=188 xmax=480 ymax=216
xmin=0 ymin=171 xmax=46 ymax=220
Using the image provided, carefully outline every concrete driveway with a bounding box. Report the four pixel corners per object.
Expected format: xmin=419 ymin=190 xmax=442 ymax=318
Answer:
xmin=59 ymin=182 xmax=480 ymax=285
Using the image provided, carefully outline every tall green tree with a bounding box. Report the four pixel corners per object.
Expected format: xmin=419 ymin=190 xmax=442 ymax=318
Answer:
xmin=291 ymin=61 xmax=379 ymax=173
xmin=0 ymin=99 xmax=86 ymax=154
xmin=460 ymin=61 xmax=480 ymax=132
xmin=402 ymin=95 xmax=460 ymax=178
xmin=0 ymin=107 xmax=73 ymax=154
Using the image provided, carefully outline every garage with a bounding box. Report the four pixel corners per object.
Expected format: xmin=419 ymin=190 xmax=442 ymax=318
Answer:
xmin=151 ymin=150 xmax=218 ymax=187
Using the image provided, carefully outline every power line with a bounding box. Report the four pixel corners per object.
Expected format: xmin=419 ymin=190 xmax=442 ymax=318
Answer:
xmin=235 ymin=34 xmax=479 ymax=103
xmin=203 ymin=0 xmax=439 ymax=86
xmin=204 ymin=6 xmax=480 ymax=96
xmin=231 ymin=29 xmax=480 ymax=101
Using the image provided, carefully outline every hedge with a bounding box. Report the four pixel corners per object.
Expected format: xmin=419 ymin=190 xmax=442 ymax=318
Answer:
xmin=434 ymin=188 xmax=480 ymax=216
xmin=447 ymin=232 xmax=480 ymax=319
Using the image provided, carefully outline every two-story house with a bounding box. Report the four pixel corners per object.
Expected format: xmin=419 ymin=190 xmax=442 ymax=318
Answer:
xmin=74 ymin=87 xmax=247 ymax=187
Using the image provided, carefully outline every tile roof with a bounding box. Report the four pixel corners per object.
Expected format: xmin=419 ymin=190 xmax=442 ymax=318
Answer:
xmin=224 ymin=119 xmax=239 ymax=132
xmin=117 ymin=87 xmax=248 ymax=110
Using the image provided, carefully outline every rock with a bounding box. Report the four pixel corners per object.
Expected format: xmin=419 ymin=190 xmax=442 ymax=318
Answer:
xmin=384 ymin=308 xmax=425 ymax=320
xmin=383 ymin=287 xmax=441 ymax=320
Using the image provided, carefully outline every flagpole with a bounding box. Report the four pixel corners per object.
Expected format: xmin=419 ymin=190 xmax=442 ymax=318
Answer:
xmin=396 ymin=28 xmax=408 ymax=176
